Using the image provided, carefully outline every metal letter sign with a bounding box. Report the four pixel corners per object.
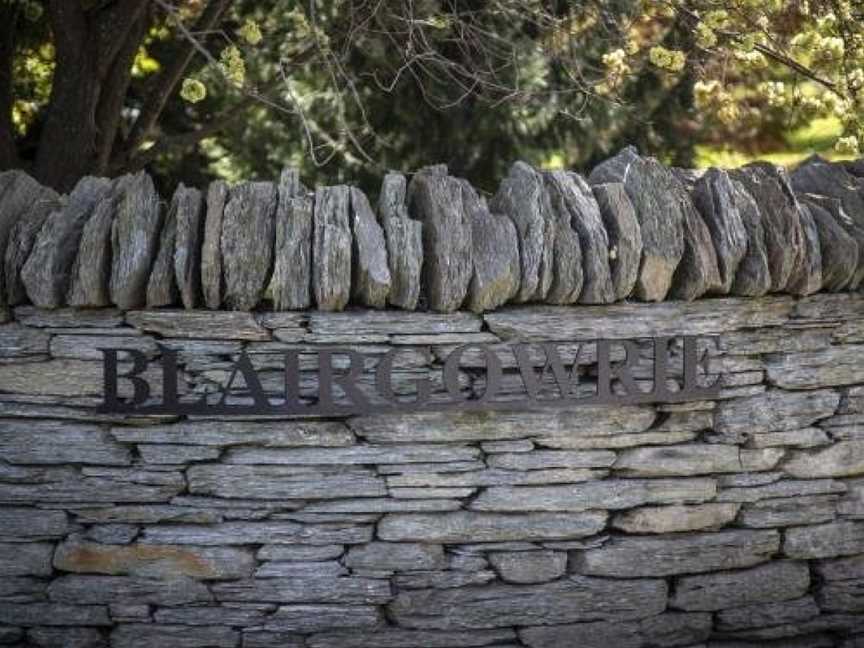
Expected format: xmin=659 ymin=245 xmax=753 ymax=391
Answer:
xmin=99 ymin=336 xmax=720 ymax=416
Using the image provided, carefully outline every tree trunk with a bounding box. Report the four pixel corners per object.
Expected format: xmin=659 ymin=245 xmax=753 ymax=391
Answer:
xmin=34 ymin=0 xmax=149 ymax=192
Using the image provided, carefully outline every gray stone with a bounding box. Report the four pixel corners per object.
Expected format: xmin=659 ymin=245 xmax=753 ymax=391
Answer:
xmin=0 ymin=323 xmax=49 ymax=356
xmin=817 ymin=580 xmax=864 ymax=612
xmin=307 ymin=629 xmax=515 ymax=648
xmin=378 ymin=173 xmax=422 ymax=310
xmin=27 ymin=627 xmax=105 ymax=648
xmin=212 ymin=576 xmax=391 ymax=605
xmin=377 ymin=511 xmax=607 ymax=543
xmin=804 ymin=193 xmax=864 ymax=288
xmin=53 ymin=541 xmax=255 ymax=579
xmin=592 ymin=182 xmax=642 ymax=300
xmin=309 ymin=310 xmax=480 ymax=336
xmin=786 ymin=202 xmax=823 ymax=295
xmin=48 ymin=575 xmax=212 ymax=606
xmin=173 ymin=184 xmax=204 ymax=308
xmin=589 ymin=147 xmax=685 ymax=301
xmin=0 ymin=542 xmax=53 ymax=576
xmin=137 ymin=444 xmax=221 ymax=464
xmin=409 ymin=171 xmax=473 ymax=311
xmin=574 ymin=530 xmax=779 ymax=577
xmin=350 ymin=187 xmax=391 ymax=308
xmin=313 ymin=185 xmax=352 ymax=311
xmin=715 ymin=388 xmax=839 ymax=439
xmin=488 ymin=550 xmax=566 ymax=584
xmin=671 ymin=561 xmax=810 ymax=610
xmin=546 ymin=171 xmax=614 ymax=304
xmin=0 ymin=421 xmax=130 ymax=465
xmin=126 ymin=310 xmax=270 ymax=340
xmin=815 ymin=554 xmax=864 ymax=581
xmin=109 ymin=172 xmax=163 ymax=309
xmin=22 ymin=177 xmax=112 ymax=308
xmin=490 ymin=161 xmax=553 ymax=302
xmin=669 ymin=174 xmax=722 ymax=300
xmin=154 ymin=605 xmax=270 ymax=626
xmin=729 ymin=178 xmax=772 ymax=296
xmin=0 ymin=507 xmax=67 ymax=539
xmin=269 ymin=169 xmax=312 ymax=310
xmin=50 ymin=330 xmax=156 ymax=361
xmin=395 ymin=570 xmax=496 ymax=590
xmin=470 ymin=478 xmax=716 ymax=512
xmin=717 ymin=478 xmax=845 ymax=503
xmin=388 ymin=575 xmax=667 ymax=629
xmin=242 ymin=632 xmax=305 ymax=648
xmin=716 ymin=595 xmax=820 ymax=631
xmin=518 ymin=612 xmax=712 ymax=648
xmin=730 ymin=163 xmax=804 ymax=292
xmin=692 ymin=169 xmax=748 ymax=293
xmin=222 ymin=181 xmax=277 ymax=310
xmin=4 ymin=190 xmax=60 ymax=305
xmin=782 ymin=440 xmax=864 ymax=478
xmin=110 ymin=625 xmax=238 ymax=648
xmin=112 ymin=420 xmax=352 ymax=446
xmin=346 ymin=542 xmax=445 ymax=571
xmin=464 ymin=184 xmax=520 ymax=313
xmin=791 ymin=155 xmax=864 ymax=225
xmin=784 ymin=521 xmax=864 ymax=559
xmin=145 ymin=186 xmax=179 ymax=307
xmin=766 ymin=347 xmax=864 ymax=390
xmin=0 ymin=603 xmax=110 ymax=627
xmin=738 ymin=494 xmax=837 ymax=527
xmin=802 ymin=196 xmax=859 ymax=291
xmin=486 ymin=450 xmax=615 ymax=470
xmin=258 ymin=544 xmax=344 ymax=561
xmin=611 ymin=503 xmax=739 ymax=534
xmin=614 ymin=444 xmax=744 ymax=476
xmin=13 ymin=306 xmax=123 ymax=328
xmin=142 ymin=520 xmax=372 ymax=546
xmin=262 ymin=605 xmax=381 ymax=633
xmin=201 ymin=180 xmax=228 ymax=309
xmin=226 ymin=444 xmax=478 ymax=466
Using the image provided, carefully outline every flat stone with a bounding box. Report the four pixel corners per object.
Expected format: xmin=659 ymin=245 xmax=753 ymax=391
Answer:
xmin=691 ymin=169 xmax=748 ymax=294
xmin=738 ymin=494 xmax=837 ymax=527
xmin=303 ymin=499 xmax=460 ymax=513
xmin=125 ymin=310 xmax=270 ymax=340
xmin=137 ymin=444 xmax=221 ymax=464
xmin=110 ymin=624 xmax=238 ymax=648
xmin=0 ymin=323 xmax=49 ymax=356
xmin=488 ymin=550 xmax=566 ymax=584
xmin=729 ymin=177 xmax=772 ymax=296
xmin=212 ymin=576 xmax=391 ymax=605
xmin=802 ymin=196 xmax=859 ymax=291
xmin=717 ymin=478 xmax=845 ymax=503
xmin=225 ymin=444 xmax=477 ymax=466
xmin=13 ymin=306 xmax=123 ymax=328
xmin=4 ymin=190 xmax=61 ymax=306
xmin=307 ymin=629 xmax=516 ymax=648
xmin=671 ymin=561 xmax=810 ymax=611
xmin=716 ymin=595 xmax=820 ymax=631
xmin=765 ymin=346 xmax=864 ymax=390
xmin=268 ymin=169 xmax=312 ymax=310
xmin=589 ymin=147 xmax=685 ymax=301
xmin=804 ymin=193 xmax=864 ymax=288
xmin=201 ymin=180 xmax=228 ymax=309
xmin=350 ymin=187 xmax=391 ymax=308
xmin=715 ymin=388 xmax=839 ymax=439
xmin=784 ymin=520 xmax=864 ymax=559
xmin=142 ymin=520 xmax=372 ymax=546
xmin=470 ymin=478 xmax=716 ymax=512
xmin=309 ymin=310 xmax=480 ymax=336
xmin=0 ymin=507 xmax=67 ymax=539
xmin=591 ymin=182 xmax=641 ymax=300
xmin=242 ymin=632 xmax=305 ymax=648
xmin=22 ymin=176 xmax=112 ymax=308
xmin=109 ymin=172 xmax=163 ymax=309
xmin=518 ymin=612 xmax=712 ymax=648
xmin=0 ymin=542 xmax=53 ymax=576
xmin=187 ymin=464 xmax=385 ymax=500
xmin=53 ymin=541 xmax=255 ymax=579
xmin=313 ymin=185 xmax=352 ymax=311
xmin=377 ymin=511 xmax=606 ymax=543
xmin=786 ymin=202 xmax=823 ymax=296
xmin=817 ymin=580 xmax=864 ymax=612
xmin=351 ymin=406 xmax=655 ymax=442
xmin=669 ymin=175 xmax=722 ymax=300
xmin=72 ymin=506 xmax=217 ymax=526
xmin=66 ymin=184 xmax=121 ymax=308
xmin=614 ymin=444 xmax=744 ymax=476
xmin=145 ymin=185 xmax=179 ymax=307
xmin=490 ymin=161 xmax=553 ymax=302
xmin=611 ymin=503 xmax=739 ymax=534
xmin=388 ymin=575 xmax=667 ymax=629
xmin=221 ymin=181 xmax=277 ymax=310
xmin=346 ymin=542 xmax=445 ymax=571
xmin=111 ymin=420 xmax=352 ymax=446
xmin=573 ymin=529 xmax=779 ymax=577
xmin=154 ymin=605 xmax=270 ymax=626
xmin=408 ymin=171 xmax=474 ymax=311
xmin=464 ymin=185 xmax=520 ymax=312
xmin=815 ymin=554 xmax=864 ymax=581
xmin=487 ymin=450 xmax=615 ymax=470
xmin=48 ymin=575 xmax=212 ymax=606
xmin=782 ymin=440 xmax=864 ymax=478
xmin=0 ymin=603 xmax=110 ymax=627
xmin=0 ymin=420 xmax=131 ymax=465
xmin=258 ymin=544 xmax=345 ymax=561
xmin=546 ymin=171 xmax=615 ymax=304
xmin=173 ymin=184 xmax=204 ymax=308
xmin=262 ymin=604 xmax=381 ymax=633
xmin=378 ymin=172 xmax=422 ymax=310
xmin=26 ymin=627 xmax=105 ymax=648
xmin=730 ymin=163 xmax=804 ymax=292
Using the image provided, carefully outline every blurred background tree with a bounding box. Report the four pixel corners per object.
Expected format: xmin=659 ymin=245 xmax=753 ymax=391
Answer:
xmin=1 ymin=0 xmax=861 ymax=196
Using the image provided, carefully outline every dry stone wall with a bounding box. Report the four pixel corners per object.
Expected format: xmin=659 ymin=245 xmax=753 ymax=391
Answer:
xmin=3 ymin=149 xmax=864 ymax=647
